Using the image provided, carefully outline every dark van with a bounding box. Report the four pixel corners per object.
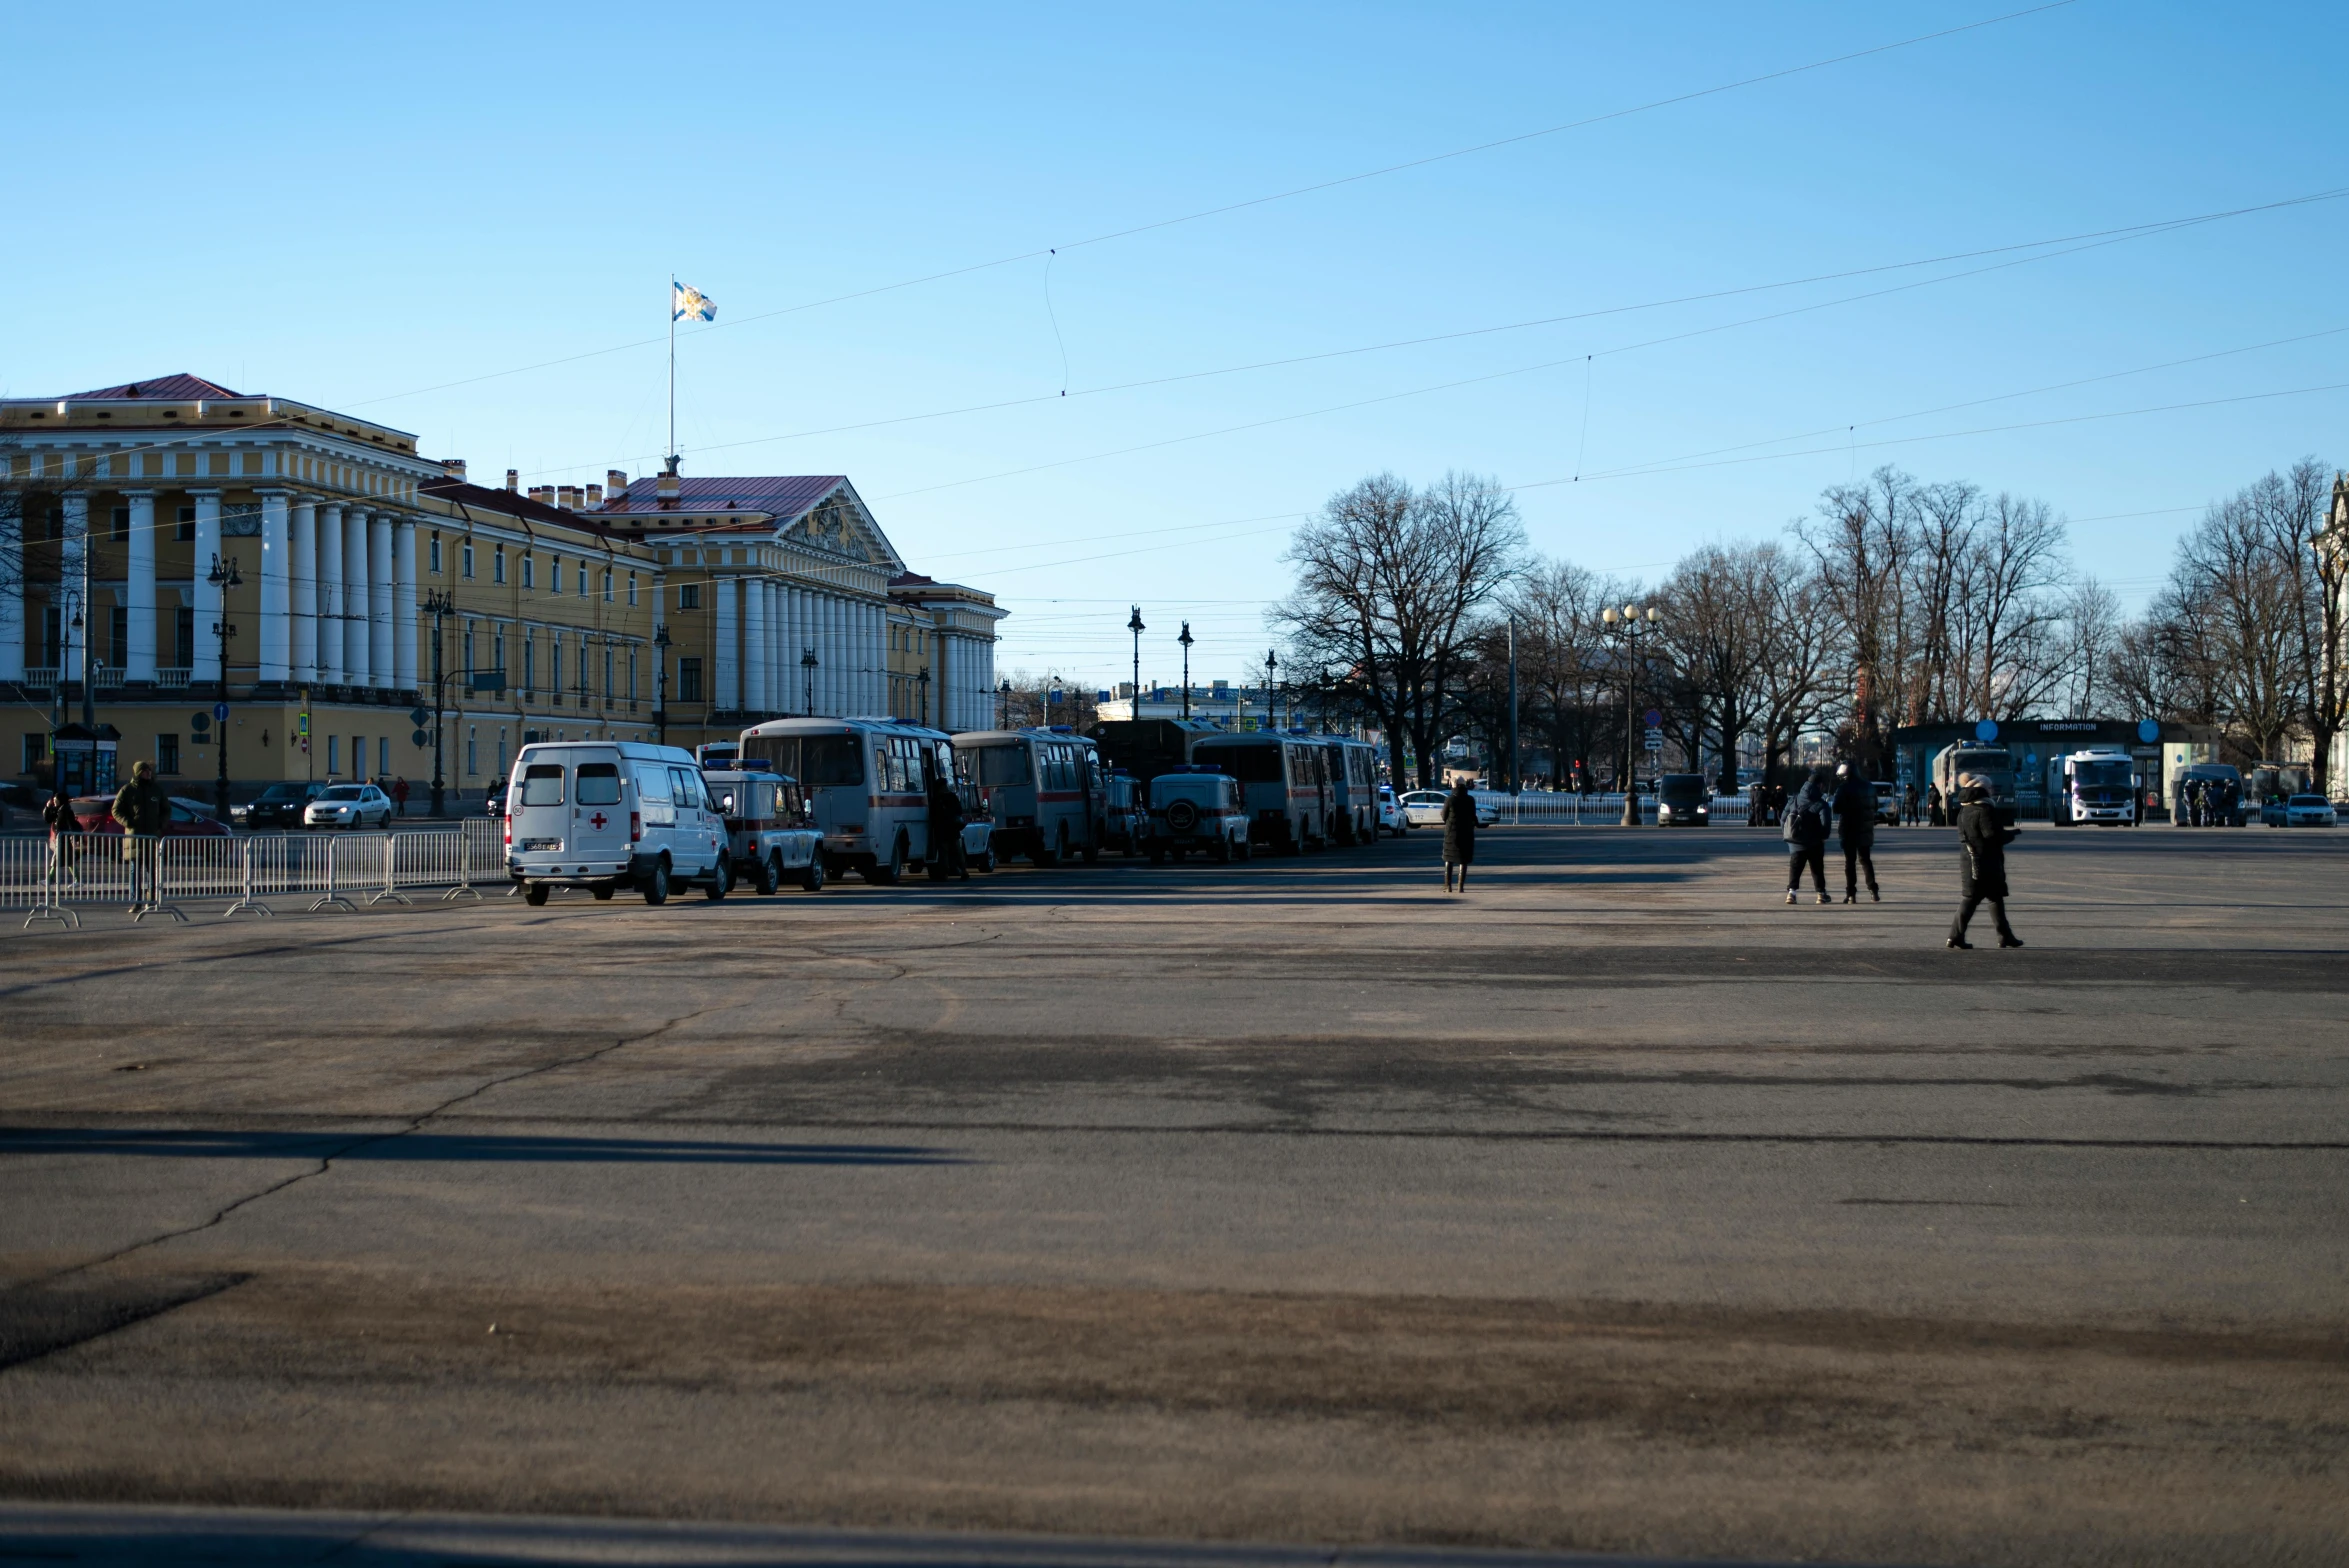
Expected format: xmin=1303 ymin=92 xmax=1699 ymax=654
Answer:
xmin=1656 ymin=773 xmax=1710 ymax=827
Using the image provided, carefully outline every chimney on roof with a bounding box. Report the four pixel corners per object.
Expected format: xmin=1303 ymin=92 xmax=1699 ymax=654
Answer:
xmin=556 ymin=484 xmax=580 ymax=511
xmin=505 ymin=469 xmax=519 ymax=493
xmin=585 ymin=483 xmax=603 ymax=508
xmin=656 ymin=454 xmax=680 ymax=507
xmin=442 ymin=458 xmax=467 ymax=481
xmin=607 ymin=469 xmax=629 ymax=501
xmin=528 ymin=485 xmax=553 ymax=506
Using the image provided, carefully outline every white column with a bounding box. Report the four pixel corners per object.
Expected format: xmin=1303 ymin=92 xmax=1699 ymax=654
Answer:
xmin=124 ymin=491 xmax=156 ymax=682
xmin=824 ymin=596 xmax=841 ymax=715
xmin=190 ymin=491 xmax=222 ymax=683
xmin=367 ymin=511 xmax=392 ymax=689
xmin=786 ymin=587 xmax=805 ymax=711
xmin=289 ymin=500 xmax=316 ymax=682
xmin=713 ymin=575 xmax=738 ymax=713
xmin=393 ymin=518 xmax=418 ymax=692
xmin=315 ymin=503 xmax=344 ymax=684
xmin=343 ymin=507 xmax=370 ymax=686
xmin=258 ymin=489 xmax=290 ymax=683
xmin=869 ymin=604 xmax=884 ymax=716
xmin=742 ymin=576 xmax=767 ymax=713
xmin=764 ymin=582 xmax=781 ymax=713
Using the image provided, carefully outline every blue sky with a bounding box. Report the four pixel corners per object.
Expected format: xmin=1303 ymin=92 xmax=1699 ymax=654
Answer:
xmin=7 ymin=2 xmax=2344 ymax=691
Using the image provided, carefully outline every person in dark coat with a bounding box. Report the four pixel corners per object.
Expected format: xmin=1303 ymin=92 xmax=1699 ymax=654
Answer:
xmin=1441 ymin=778 xmax=1478 ymax=893
xmin=112 ymin=760 xmax=170 ymax=908
xmin=925 ymin=773 xmax=970 ymax=881
xmin=1782 ymin=764 xmax=1835 ymax=906
xmin=1832 ymin=761 xmax=1879 ymax=903
xmin=1903 ymin=782 xmax=1920 ymax=826
xmin=1948 ymin=775 xmax=2023 ymax=949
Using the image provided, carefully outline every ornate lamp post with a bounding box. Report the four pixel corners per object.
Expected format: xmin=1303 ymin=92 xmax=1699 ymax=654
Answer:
xmin=1126 ymin=605 xmax=1145 ymax=717
xmin=801 ymin=645 xmax=818 ymax=715
xmin=653 ymin=624 xmax=673 ymax=745
xmin=1601 ymin=603 xmax=1659 ymax=825
xmin=998 ymin=678 xmax=1011 ymax=729
xmin=422 ymin=588 xmax=455 ymax=817
xmin=208 ymin=553 xmax=242 ymax=821
xmin=1177 ymin=622 xmax=1194 ymax=719
xmin=916 ymin=665 xmax=930 ymax=729
xmin=1264 ymin=648 xmax=1280 ymax=732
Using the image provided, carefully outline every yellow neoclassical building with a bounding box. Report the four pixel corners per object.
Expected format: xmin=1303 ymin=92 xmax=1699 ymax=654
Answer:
xmin=1 ymin=373 xmax=1003 ymax=811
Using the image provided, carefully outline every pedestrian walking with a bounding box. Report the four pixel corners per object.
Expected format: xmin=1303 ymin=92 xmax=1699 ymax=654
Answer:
xmin=1441 ymin=778 xmax=1477 ymax=893
xmin=1927 ymin=783 xmax=1945 ymax=827
xmin=391 ymin=776 xmax=410 ymax=817
xmin=1947 ymin=774 xmax=2023 ymax=949
xmin=41 ymin=779 xmax=80 ymax=889
xmin=1833 ymin=762 xmax=1880 ymax=903
xmin=1903 ymin=782 xmax=1920 ymax=826
xmin=925 ymin=770 xmax=970 ymax=881
xmin=111 ymin=759 xmax=169 ymax=910
xmin=1782 ymin=764 xmax=1835 ymax=905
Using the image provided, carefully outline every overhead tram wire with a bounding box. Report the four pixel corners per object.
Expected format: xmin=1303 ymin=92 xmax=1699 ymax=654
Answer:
xmin=869 ymin=212 xmax=2331 ymax=504
xmin=517 ymin=185 xmax=2349 ymax=484
xmin=342 ymin=1 xmax=2083 ymax=416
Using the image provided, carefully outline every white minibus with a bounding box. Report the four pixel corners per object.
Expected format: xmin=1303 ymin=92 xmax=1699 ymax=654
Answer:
xmin=739 ymin=716 xmax=955 ymax=883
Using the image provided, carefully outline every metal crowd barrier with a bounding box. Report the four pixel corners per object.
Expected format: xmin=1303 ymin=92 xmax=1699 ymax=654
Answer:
xmin=6 ymin=825 xmax=506 ymax=929
xmin=1474 ymin=791 xmax=1757 ymax=826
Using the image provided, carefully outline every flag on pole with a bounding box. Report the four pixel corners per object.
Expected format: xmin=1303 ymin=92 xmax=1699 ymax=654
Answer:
xmin=672 ymin=282 xmax=716 ymax=323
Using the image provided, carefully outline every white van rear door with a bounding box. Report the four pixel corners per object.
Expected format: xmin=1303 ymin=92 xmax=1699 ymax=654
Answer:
xmin=573 ymin=760 xmax=628 ymax=861
xmin=512 ymin=761 xmax=568 ymax=852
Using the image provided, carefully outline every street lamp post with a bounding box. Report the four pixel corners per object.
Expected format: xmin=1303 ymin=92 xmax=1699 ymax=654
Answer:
xmin=1126 ymin=605 xmax=1145 ymax=719
xmin=801 ymin=645 xmax=818 ymax=715
xmin=1264 ymin=648 xmax=1279 ymax=732
xmin=208 ymin=553 xmax=242 ymax=821
xmin=1177 ymin=622 xmax=1194 ymax=719
xmin=423 ymin=588 xmax=455 ymax=817
xmin=999 ymin=679 xmax=1011 ymax=729
xmin=653 ymin=625 xmax=673 ymax=745
xmin=1601 ymin=602 xmax=1658 ymax=825
xmin=916 ymin=665 xmax=930 ymax=729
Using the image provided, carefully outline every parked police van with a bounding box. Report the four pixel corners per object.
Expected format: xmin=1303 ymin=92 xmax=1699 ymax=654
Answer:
xmin=705 ymin=768 xmax=828 ymax=892
xmin=505 ymin=740 xmax=729 ymax=906
xmin=1190 ymin=732 xmax=1331 ymax=853
xmin=1145 ymin=765 xmax=1250 ymax=863
xmin=737 ymin=716 xmax=955 ymax=884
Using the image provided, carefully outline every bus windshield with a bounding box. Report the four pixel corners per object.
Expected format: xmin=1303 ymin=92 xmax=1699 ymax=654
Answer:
xmin=967 ymin=744 xmax=1032 ymax=787
xmin=2072 ymin=761 xmax=2131 ymax=790
xmin=767 ymin=735 xmax=864 ymax=787
xmin=1201 ymin=746 xmax=1283 ymax=784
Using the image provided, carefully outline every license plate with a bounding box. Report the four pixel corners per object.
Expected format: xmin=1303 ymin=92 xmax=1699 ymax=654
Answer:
xmin=520 ymin=837 xmax=562 ymax=851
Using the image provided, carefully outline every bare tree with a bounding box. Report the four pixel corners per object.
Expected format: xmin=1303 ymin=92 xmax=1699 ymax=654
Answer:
xmin=1658 ymin=543 xmax=1787 ymax=787
xmin=2056 ymin=577 xmax=2121 ymax=718
xmin=1949 ymin=492 xmax=2072 ymax=718
xmin=1501 ymin=556 xmax=1621 ymax=787
xmin=2170 ymin=488 xmax=2303 ymax=763
xmin=2258 ymin=459 xmax=2344 ymax=788
xmin=1274 ymin=471 xmax=1525 ymax=789
xmin=1796 ymin=466 xmax=1920 ymax=771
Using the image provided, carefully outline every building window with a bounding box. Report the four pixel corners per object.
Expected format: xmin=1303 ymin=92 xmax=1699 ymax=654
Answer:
xmin=523 ymin=634 xmax=536 ymax=693
xmin=677 ymin=657 xmax=704 ymax=703
xmin=493 ymin=627 xmax=506 ymax=676
xmin=327 ymin=735 xmax=341 ymax=775
xmin=629 ymin=646 xmax=638 ymax=701
xmin=522 ymin=553 xmax=535 ymax=590
xmin=429 ymin=533 xmax=443 ymax=575
xmin=550 ymin=639 xmax=562 ymax=695
xmin=493 ymin=545 xmax=506 ymax=585
xmin=379 ymin=737 xmax=389 ymax=776
xmin=42 ymin=607 xmax=60 ymax=668
xmin=578 ymin=562 xmax=589 ymax=597
xmin=467 ymin=727 xmax=478 ymax=777
xmin=174 ymin=607 xmax=194 ymax=670
xmin=154 ymin=734 xmax=181 ymax=775
xmin=175 ymin=505 xmax=195 ymax=542
xmin=24 ymin=733 xmax=48 ymax=774
xmin=462 ymin=540 xmax=476 ymax=579
xmin=602 ymin=569 xmax=613 ymax=603
xmin=627 ymin=572 xmax=638 ymax=606
xmin=109 ymin=606 xmax=128 ymax=669
xmin=111 ymin=505 xmax=130 ymax=542
xmin=603 ymin=644 xmax=614 ymax=697
xmin=678 ymin=583 xmax=700 ymax=611
xmin=463 ymin=622 xmax=476 ymax=673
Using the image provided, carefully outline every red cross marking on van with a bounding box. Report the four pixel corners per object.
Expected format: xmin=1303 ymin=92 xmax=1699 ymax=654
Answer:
xmin=589 ymin=812 xmax=608 ymax=830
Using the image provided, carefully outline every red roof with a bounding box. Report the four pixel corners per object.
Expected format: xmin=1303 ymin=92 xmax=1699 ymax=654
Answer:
xmin=63 ymin=373 xmax=244 ymax=401
xmin=419 ymin=477 xmax=636 ymax=538
xmin=600 ymin=474 xmax=847 ymax=518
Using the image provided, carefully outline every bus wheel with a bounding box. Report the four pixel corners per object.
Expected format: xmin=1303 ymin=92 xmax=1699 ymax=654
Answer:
xmin=754 ymin=854 xmax=779 ymax=896
xmin=870 ymin=835 xmax=905 ymax=884
xmin=801 ymin=854 xmax=827 ymax=892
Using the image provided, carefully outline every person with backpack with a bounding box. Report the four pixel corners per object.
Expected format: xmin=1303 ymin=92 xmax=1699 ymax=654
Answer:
xmin=1832 ymin=761 xmax=1879 ymax=903
xmin=1948 ymin=774 xmax=2023 ymax=949
xmin=1782 ymin=764 xmax=1835 ymax=906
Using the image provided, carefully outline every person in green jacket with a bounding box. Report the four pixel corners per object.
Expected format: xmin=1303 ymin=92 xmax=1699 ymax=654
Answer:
xmin=111 ymin=760 xmax=170 ymax=908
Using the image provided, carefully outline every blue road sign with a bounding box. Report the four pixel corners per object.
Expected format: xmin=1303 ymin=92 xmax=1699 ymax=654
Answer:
xmin=213 ymin=702 xmax=230 ymax=723
xmin=1974 ymin=719 xmax=1999 ymax=743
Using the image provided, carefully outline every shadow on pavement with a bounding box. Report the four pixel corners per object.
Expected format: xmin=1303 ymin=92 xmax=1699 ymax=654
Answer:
xmin=0 ymin=1128 xmax=965 ymax=1166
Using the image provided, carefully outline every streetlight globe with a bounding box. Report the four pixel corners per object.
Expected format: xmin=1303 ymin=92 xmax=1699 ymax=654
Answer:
xmin=1623 ymin=602 xmax=1639 ymax=620
xmin=1644 ymin=606 xmax=1660 ymax=623
xmin=1601 ymin=607 xmax=1618 ymax=625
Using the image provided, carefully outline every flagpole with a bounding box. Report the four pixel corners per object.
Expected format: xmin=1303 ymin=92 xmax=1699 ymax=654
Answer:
xmin=667 ymin=273 xmax=676 ymax=468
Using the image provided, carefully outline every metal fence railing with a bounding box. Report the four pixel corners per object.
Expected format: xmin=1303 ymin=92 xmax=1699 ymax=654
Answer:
xmin=1473 ymin=791 xmax=1757 ymax=826
xmin=5 ymin=825 xmax=506 ymax=928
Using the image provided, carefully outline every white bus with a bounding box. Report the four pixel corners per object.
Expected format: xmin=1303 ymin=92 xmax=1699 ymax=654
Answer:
xmin=1318 ymin=735 xmax=1381 ymax=846
xmin=954 ymin=726 xmax=1105 ymax=865
xmin=1189 ymin=732 xmax=1332 ymax=854
xmin=2046 ymin=746 xmax=2139 ymax=826
xmin=738 ymin=716 xmax=955 ymax=884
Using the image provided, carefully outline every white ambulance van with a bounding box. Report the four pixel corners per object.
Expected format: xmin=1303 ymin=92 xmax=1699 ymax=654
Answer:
xmin=505 ymin=740 xmax=730 ymax=906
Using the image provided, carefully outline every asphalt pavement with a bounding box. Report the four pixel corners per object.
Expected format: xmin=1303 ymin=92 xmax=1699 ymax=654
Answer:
xmin=2 ymin=823 xmax=2344 ymax=1567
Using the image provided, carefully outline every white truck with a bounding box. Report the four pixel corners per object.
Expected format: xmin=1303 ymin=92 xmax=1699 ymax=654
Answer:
xmin=2046 ymin=746 xmax=2140 ymax=826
